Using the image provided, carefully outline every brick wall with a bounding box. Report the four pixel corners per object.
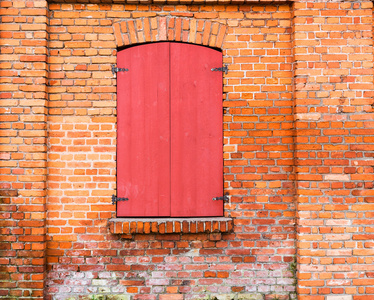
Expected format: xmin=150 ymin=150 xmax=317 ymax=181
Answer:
xmin=46 ymin=2 xmax=296 ymax=299
xmin=0 ymin=0 xmax=48 ymax=298
xmin=0 ymin=0 xmax=373 ymax=300
xmin=293 ymin=1 xmax=374 ymax=299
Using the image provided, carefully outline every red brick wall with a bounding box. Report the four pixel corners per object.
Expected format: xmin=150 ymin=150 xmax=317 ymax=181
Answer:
xmin=46 ymin=2 xmax=296 ymax=299
xmin=0 ymin=1 xmax=373 ymax=300
xmin=293 ymin=1 xmax=374 ymax=299
xmin=0 ymin=0 xmax=48 ymax=298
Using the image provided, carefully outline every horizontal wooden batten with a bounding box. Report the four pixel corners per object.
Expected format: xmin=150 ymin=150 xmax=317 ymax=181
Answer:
xmin=109 ymin=217 xmax=233 ymax=239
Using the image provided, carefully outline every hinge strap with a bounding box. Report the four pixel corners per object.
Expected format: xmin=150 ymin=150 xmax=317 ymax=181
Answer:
xmin=212 ymin=194 xmax=229 ymax=202
xmin=112 ymin=194 xmax=129 ymax=205
xmin=211 ymin=64 xmax=228 ymax=74
xmin=112 ymin=65 xmax=129 ymax=75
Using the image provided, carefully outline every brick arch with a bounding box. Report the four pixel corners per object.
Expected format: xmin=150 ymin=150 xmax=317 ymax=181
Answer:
xmin=113 ymin=17 xmax=227 ymax=49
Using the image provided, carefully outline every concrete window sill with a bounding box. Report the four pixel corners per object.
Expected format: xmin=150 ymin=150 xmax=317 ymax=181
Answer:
xmin=108 ymin=217 xmax=233 ymax=240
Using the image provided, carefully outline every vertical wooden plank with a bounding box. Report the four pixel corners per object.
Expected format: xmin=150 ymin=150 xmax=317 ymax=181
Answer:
xmin=116 ymin=43 xmax=171 ymax=217
xmin=170 ymin=43 xmax=223 ymax=217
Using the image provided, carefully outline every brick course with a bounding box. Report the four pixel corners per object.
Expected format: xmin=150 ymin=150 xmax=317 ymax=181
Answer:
xmin=0 ymin=0 xmax=373 ymax=300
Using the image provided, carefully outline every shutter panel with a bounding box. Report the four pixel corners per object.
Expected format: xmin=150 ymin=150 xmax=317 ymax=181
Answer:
xmin=116 ymin=43 xmax=171 ymax=217
xmin=170 ymin=43 xmax=223 ymax=217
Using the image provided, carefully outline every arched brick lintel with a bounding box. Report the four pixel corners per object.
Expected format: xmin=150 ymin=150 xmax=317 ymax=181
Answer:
xmin=113 ymin=17 xmax=227 ymax=49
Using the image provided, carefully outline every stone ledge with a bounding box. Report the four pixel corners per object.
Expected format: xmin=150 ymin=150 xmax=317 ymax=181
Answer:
xmin=109 ymin=217 xmax=233 ymax=239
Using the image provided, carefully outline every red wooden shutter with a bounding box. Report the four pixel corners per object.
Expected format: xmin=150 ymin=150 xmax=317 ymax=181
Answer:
xmin=117 ymin=42 xmax=223 ymax=217
xmin=116 ymin=43 xmax=171 ymax=217
xmin=170 ymin=43 xmax=223 ymax=217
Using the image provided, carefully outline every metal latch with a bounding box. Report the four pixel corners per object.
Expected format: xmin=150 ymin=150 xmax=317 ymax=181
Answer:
xmin=212 ymin=193 xmax=229 ymax=202
xmin=112 ymin=65 xmax=129 ymax=75
xmin=211 ymin=64 xmax=228 ymax=74
xmin=112 ymin=194 xmax=129 ymax=205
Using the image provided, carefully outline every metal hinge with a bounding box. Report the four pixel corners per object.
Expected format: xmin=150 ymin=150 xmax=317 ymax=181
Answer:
xmin=112 ymin=194 xmax=129 ymax=205
xmin=112 ymin=65 xmax=129 ymax=75
xmin=211 ymin=64 xmax=228 ymax=74
xmin=212 ymin=193 xmax=229 ymax=202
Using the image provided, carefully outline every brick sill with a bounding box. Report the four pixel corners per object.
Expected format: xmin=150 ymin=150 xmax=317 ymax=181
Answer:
xmin=108 ymin=217 xmax=233 ymax=240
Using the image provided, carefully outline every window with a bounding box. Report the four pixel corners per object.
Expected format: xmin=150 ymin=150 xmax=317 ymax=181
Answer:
xmin=116 ymin=42 xmax=223 ymax=217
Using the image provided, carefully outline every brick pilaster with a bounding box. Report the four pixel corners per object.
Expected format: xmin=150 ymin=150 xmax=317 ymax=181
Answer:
xmin=292 ymin=1 xmax=374 ymax=298
xmin=0 ymin=0 xmax=48 ymax=298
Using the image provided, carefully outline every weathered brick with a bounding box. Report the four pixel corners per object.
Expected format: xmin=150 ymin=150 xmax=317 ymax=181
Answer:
xmin=2 ymin=1 xmax=374 ymax=300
